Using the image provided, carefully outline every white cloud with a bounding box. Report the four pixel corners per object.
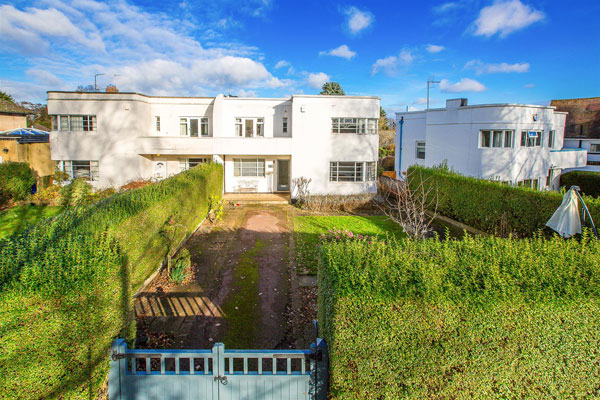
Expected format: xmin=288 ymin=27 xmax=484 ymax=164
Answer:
xmin=464 ymin=59 xmax=530 ymax=74
xmin=426 ymin=44 xmax=445 ymax=53
xmin=439 ymin=78 xmax=486 ymax=93
xmin=0 ymin=1 xmax=292 ymax=100
xmin=371 ymin=50 xmax=414 ymax=76
xmin=274 ymin=60 xmax=290 ymax=69
xmin=413 ymin=97 xmax=429 ymax=105
xmin=343 ymin=6 xmax=373 ymax=34
xmin=236 ymin=89 xmax=258 ymax=97
xmin=319 ymin=44 xmax=356 ymax=60
xmin=307 ymin=72 xmax=330 ymax=89
xmin=0 ymin=4 xmax=105 ymax=54
xmin=433 ymin=2 xmax=459 ymax=13
xmin=524 ymin=83 xmax=535 ymax=88
xmin=473 ymin=0 xmax=544 ymax=38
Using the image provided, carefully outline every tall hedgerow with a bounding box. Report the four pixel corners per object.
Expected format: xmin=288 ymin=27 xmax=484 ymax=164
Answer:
xmin=0 ymin=162 xmax=35 ymax=204
xmin=407 ymin=165 xmax=600 ymax=236
xmin=318 ymin=233 xmax=600 ymax=399
xmin=0 ymin=162 xmax=222 ymax=399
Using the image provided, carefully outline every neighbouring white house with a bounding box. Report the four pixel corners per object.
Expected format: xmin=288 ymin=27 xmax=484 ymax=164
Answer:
xmin=47 ymin=91 xmax=380 ymax=197
xmin=395 ymin=98 xmax=588 ymax=190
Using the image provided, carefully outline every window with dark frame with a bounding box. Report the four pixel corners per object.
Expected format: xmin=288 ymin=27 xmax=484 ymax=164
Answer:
xmin=331 ymin=118 xmax=378 ymax=134
xmin=329 ymin=161 xmax=377 ymax=182
xmin=416 ymin=141 xmax=426 ymax=159
xmin=282 ymin=117 xmax=288 ymax=133
xmin=155 ymin=116 xmax=160 ymax=132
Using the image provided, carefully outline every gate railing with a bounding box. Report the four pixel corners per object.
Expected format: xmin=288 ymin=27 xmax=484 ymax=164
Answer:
xmin=108 ymin=338 xmax=328 ymax=400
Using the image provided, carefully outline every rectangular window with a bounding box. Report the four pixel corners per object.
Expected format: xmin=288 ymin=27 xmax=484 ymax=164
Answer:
xmin=257 ymin=118 xmax=264 ymax=137
xmin=180 ymin=118 xmax=188 ymax=136
xmin=481 ymin=130 xmax=513 ymax=148
xmin=51 ymin=116 xmax=58 ymax=131
xmin=55 ymin=115 xmax=96 ymax=132
xmin=245 ymin=119 xmax=254 ymax=137
xmin=190 ymin=118 xmax=199 ymax=137
xmin=201 ymin=118 xmax=209 ymax=136
xmin=180 ymin=117 xmax=208 ymax=137
xmin=282 ymin=117 xmax=288 ymax=133
xmin=82 ymin=115 xmax=96 ymax=131
xmin=60 ymin=160 xmax=99 ymax=181
xmin=233 ymin=158 xmax=265 ymax=177
xmin=521 ymin=131 xmax=542 ymax=147
xmin=155 ymin=116 xmax=160 ymax=132
xmin=493 ymin=130 xmax=503 ymax=148
xmin=481 ymin=130 xmax=491 ymax=147
xmin=590 ymin=144 xmax=600 ymax=153
xmin=329 ymin=161 xmax=377 ymax=182
xmin=60 ymin=116 xmax=69 ymax=131
xmin=416 ymin=141 xmax=426 ymax=160
xmin=517 ymin=178 xmax=539 ymax=190
xmin=546 ymin=168 xmax=554 ymax=187
xmin=331 ymin=118 xmax=378 ymax=134
xmin=235 ymin=118 xmax=242 ymax=137
xmin=504 ymin=131 xmax=513 ymax=148
xmin=548 ymin=130 xmax=555 ymax=148
xmin=180 ymin=157 xmax=209 ymax=171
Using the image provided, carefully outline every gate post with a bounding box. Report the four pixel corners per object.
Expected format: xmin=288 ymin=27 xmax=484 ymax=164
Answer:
xmin=310 ymin=338 xmax=329 ymax=400
xmin=108 ymin=339 xmax=127 ymax=400
xmin=213 ymin=343 xmax=225 ymax=397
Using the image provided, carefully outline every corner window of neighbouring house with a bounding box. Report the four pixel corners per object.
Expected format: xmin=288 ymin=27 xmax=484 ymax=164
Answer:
xmin=257 ymin=118 xmax=264 ymax=137
xmin=180 ymin=117 xmax=209 ymax=137
xmin=480 ymin=130 xmax=513 ymax=148
xmin=521 ymin=131 xmax=542 ymax=147
xmin=51 ymin=115 xmax=58 ymax=131
xmin=155 ymin=116 xmax=160 ymax=132
xmin=331 ymin=118 xmax=378 ymax=134
xmin=590 ymin=144 xmax=600 ymax=153
xmin=58 ymin=160 xmax=99 ymax=181
xmin=548 ymin=130 xmax=555 ymax=148
xmin=179 ymin=157 xmax=209 ymax=171
xmin=234 ymin=158 xmax=265 ymax=177
xmin=282 ymin=117 xmax=288 ymax=133
xmin=235 ymin=118 xmax=242 ymax=136
xmin=329 ymin=161 xmax=377 ymax=182
xmin=416 ymin=141 xmax=426 ymax=160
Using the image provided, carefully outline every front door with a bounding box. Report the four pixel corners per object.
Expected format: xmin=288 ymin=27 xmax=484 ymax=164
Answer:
xmin=277 ymin=160 xmax=290 ymax=191
xmin=152 ymin=159 xmax=167 ymax=180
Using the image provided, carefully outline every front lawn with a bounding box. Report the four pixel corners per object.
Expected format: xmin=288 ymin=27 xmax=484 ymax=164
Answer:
xmin=0 ymin=204 xmax=63 ymax=239
xmin=293 ymin=215 xmax=405 ymax=275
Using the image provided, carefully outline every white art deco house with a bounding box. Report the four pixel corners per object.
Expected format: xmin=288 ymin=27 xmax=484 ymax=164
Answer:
xmin=48 ymin=92 xmax=380 ymax=197
xmin=395 ymin=98 xmax=587 ymax=190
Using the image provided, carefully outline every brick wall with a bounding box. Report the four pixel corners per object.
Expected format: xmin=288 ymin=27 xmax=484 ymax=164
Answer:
xmin=550 ymin=97 xmax=600 ymax=139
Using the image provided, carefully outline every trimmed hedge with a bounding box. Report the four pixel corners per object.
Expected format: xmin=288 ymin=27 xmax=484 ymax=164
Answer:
xmin=0 ymin=162 xmax=35 ymax=204
xmin=0 ymin=163 xmax=222 ymax=399
xmin=408 ymin=165 xmax=600 ymax=236
xmin=318 ymin=233 xmax=600 ymax=399
xmin=561 ymin=170 xmax=600 ymax=198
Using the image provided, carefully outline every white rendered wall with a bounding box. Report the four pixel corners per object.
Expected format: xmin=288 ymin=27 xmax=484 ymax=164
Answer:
xmin=48 ymin=92 xmax=380 ymax=194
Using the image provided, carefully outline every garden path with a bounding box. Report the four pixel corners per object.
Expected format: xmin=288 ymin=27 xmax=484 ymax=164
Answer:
xmin=134 ymin=204 xmax=315 ymax=350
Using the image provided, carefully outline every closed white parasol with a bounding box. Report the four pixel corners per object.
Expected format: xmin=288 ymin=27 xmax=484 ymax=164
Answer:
xmin=546 ymin=186 xmax=598 ymax=238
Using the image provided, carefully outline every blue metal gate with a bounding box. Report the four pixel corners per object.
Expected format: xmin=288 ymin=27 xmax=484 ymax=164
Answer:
xmin=109 ymin=339 xmax=328 ymax=400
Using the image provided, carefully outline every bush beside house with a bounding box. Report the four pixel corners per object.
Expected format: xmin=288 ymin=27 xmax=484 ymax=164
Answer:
xmin=0 ymin=162 xmax=35 ymax=206
xmin=407 ymin=165 xmax=600 ymax=236
xmin=318 ymin=234 xmax=600 ymax=399
xmin=560 ymin=170 xmax=600 ymax=198
xmin=0 ymin=163 xmax=222 ymax=399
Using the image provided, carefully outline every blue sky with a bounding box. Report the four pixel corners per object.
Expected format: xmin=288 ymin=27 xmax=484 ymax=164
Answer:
xmin=1 ymin=0 xmax=599 ymax=113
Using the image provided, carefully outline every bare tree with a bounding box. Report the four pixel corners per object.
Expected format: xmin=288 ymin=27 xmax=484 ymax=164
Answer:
xmin=376 ymin=171 xmax=438 ymax=239
xmin=293 ymin=176 xmax=312 ymax=206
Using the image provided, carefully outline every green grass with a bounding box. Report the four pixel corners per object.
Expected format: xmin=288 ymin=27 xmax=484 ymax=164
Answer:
xmin=0 ymin=205 xmax=62 ymax=239
xmin=294 ymin=215 xmax=405 ymax=275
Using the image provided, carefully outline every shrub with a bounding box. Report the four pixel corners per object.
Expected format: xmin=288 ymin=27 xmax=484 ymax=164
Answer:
xmin=60 ymin=178 xmax=93 ymax=207
xmin=302 ymin=194 xmax=376 ymax=212
xmin=0 ymin=163 xmax=223 ymax=399
xmin=170 ymin=248 xmax=191 ymax=284
xmin=318 ymin=233 xmax=600 ymax=399
xmin=0 ymin=162 xmax=35 ymax=202
xmin=408 ymin=165 xmax=600 ymax=236
xmin=560 ymin=170 xmax=600 ymax=198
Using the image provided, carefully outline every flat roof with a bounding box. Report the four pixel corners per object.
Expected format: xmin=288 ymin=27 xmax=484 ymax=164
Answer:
xmin=395 ymin=102 xmax=560 ymax=116
xmin=47 ymin=91 xmax=379 ymax=100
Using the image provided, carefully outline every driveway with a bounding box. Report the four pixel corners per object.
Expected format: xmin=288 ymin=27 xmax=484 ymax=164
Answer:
xmin=134 ymin=205 xmax=315 ymax=350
